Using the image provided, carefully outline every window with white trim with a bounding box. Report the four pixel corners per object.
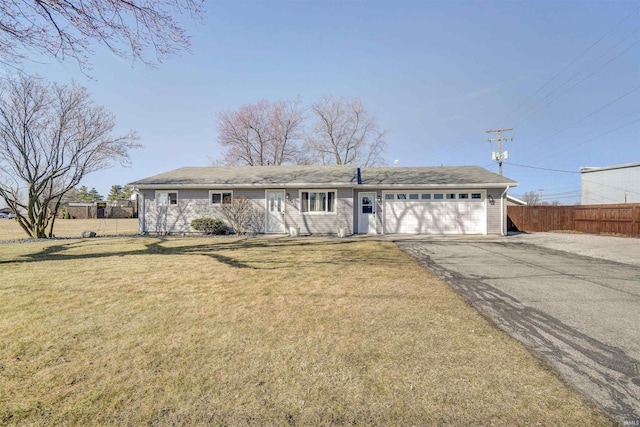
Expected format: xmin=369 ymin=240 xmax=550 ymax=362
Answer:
xmin=300 ymin=190 xmax=336 ymax=213
xmin=471 ymin=193 xmax=482 ymax=199
xmin=156 ymin=191 xmax=178 ymax=205
xmin=210 ymin=190 xmax=233 ymax=205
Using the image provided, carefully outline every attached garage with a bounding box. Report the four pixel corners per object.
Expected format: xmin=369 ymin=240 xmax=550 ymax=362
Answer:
xmin=382 ymin=191 xmax=486 ymax=234
xmin=130 ymin=165 xmax=517 ymax=236
xmin=358 ymin=166 xmax=518 ymax=236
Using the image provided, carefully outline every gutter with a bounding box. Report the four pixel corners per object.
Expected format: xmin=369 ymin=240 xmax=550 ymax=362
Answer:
xmin=131 ymin=182 xmax=519 ymax=190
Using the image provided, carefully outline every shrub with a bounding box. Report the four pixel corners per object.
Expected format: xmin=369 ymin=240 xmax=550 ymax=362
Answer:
xmin=220 ymin=196 xmax=261 ymax=234
xmin=191 ymin=218 xmax=227 ymax=235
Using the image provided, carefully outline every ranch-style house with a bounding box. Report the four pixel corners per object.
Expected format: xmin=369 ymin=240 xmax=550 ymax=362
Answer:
xmin=128 ymin=165 xmax=518 ymax=236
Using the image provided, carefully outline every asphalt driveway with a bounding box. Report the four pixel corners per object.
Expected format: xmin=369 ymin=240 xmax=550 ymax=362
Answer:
xmin=396 ymin=233 xmax=640 ymax=423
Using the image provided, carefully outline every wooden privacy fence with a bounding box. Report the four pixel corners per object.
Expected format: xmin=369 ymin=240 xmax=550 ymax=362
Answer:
xmin=508 ymin=203 xmax=640 ymax=237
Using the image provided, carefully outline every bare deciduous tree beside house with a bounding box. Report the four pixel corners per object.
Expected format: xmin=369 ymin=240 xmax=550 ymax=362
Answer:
xmin=216 ymin=99 xmax=306 ymax=166
xmin=220 ymin=196 xmax=262 ymax=234
xmin=0 ymin=0 xmax=204 ymax=72
xmin=0 ymin=75 xmax=140 ymax=238
xmin=306 ymin=95 xmax=387 ymax=167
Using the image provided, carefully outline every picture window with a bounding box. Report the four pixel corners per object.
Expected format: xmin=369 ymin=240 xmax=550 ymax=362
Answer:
xmin=301 ymin=190 xmax=336 ymax=213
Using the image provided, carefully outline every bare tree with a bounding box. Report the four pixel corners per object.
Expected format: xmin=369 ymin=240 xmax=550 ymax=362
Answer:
xmin=0 ymin=0 xmax=204 ymax=71
xmin=220 ymin=196 xmax=261 ymax=234
xmin=216 ymin=98 xmax=305 ymax=166
xmin=0 ymin=75 xmax=140 ymax=238
xmin=521 ymin=191 xmax=541 ymax=206
xmin=306 ymin=95 xmax=387 ymax=167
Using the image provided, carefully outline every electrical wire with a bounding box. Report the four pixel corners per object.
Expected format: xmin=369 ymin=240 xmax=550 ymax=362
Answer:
xmin=491 ymin=5 xmax=640 ymax=128
xmin=503 ymin=162 xmax=580 ymax=174
xmin=511 ymin=31 xmax=640 ymax=128
xmin=520 ymin=85 xmax=640 ymax=156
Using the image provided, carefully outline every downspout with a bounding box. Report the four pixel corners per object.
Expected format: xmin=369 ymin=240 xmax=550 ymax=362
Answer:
xmin=500 ymin=185 xmax=510 ymax=236
xmin=137 ymin=190 xmax=145 ymax=234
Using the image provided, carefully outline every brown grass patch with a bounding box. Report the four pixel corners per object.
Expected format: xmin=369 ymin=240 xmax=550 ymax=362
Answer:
xmin=0 ymin=218 xmax=139 ymax=240
xmin=0 ymin=237 xmax=611 ymax=425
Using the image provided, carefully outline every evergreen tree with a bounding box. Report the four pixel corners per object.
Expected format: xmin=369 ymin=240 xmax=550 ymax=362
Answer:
xmin=107 ymin=185 xmax=123 ymax=202
xmin=88 ymin=188 xmax=103 ymax=203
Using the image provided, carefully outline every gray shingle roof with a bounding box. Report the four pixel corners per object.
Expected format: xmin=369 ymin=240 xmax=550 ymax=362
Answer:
xmin=128 ymin=165 xmax=517 ymax=189
xmin=360 ymin=166 xmax=517 ymax=187
xmin=128 ymin=165 xmax=359 ymax=188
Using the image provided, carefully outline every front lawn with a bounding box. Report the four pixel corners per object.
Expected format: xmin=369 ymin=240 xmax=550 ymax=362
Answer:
xmin=0 ymin=237 xmax=611 ymax=425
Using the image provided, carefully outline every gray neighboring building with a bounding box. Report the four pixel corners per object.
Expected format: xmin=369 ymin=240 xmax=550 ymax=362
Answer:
xmin=581 ymin=163 xmax=640 ymax=205
xmin=128 ymin=165 xmax=518 ymax=236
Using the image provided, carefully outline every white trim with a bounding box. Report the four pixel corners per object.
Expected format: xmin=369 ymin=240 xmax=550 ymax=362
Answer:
xmin=381 ymin=189 xmax=488 ymax=235
xmin=209 ymin=189 xmax=233 ymax=205
xmin=265 ymin=189 xmax=286 ymax=233
xmin=155 ymin=190 xmax=178 ymax=206
xmin=298 ymin=189 xmax=338 ymax=215
xmin=501 ymin=185 xmax=510 ymax=236
xmin=358 ymin=192 xmax=377 ymax=234
xmin=134 ymin=183 xmax=517 ymax=190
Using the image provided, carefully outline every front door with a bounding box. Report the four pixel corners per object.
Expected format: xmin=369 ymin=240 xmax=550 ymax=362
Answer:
xmin=358 ymin=192 xmax=377 ymax=234
xmin=265 ymin=190 xmax=286 ymax=233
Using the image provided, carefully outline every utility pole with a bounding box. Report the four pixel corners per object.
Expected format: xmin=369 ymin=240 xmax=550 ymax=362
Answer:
xmin=486 ymin=128 xmax=514 ymax=175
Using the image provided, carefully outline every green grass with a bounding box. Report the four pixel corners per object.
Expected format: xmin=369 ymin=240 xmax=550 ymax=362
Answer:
xmin=0 ymin=237 xmax=612 ymax=425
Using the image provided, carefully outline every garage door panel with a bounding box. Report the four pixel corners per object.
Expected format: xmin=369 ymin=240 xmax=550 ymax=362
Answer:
xmin=383 ymin=194 xmax=486 ymax=235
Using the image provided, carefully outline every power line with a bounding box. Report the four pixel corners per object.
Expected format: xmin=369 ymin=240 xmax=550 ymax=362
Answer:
xmin=520 ymin=85 xmax=640 ymax=155
xmin=504 ymin=162 xmax=580 ymax=174
xmin=511 ymin=29 xmax=640 ymax=128
xmin=491 ymin=5 xmax=640 ymax=128
xmin=528 ymin=116 xmax=640 ymax=165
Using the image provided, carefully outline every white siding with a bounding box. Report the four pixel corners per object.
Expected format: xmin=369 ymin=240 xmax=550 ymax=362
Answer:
xmin=141 ymin=189 xmax=265 ymax=234
xmin=141 ymin=188 xmax=353 ymax=235
xmin=285 ymin=188 xmax=354 ymax=235
xmin=486 ymin=188 xmax=506 ymax=235
xmin=581 ymin=165 xmax=640 ymax=204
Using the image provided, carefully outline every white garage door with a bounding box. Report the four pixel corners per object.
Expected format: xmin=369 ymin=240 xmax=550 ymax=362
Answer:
xmin=383 ymin=191 xmax=486 ymax=234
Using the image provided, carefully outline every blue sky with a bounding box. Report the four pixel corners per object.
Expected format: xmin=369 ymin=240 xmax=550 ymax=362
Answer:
xmin=18 ymin=0 xmax=640 ymax=204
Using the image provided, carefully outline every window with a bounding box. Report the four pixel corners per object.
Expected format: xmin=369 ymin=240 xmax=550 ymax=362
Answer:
xmin=446 ymin=193 xmax=456 ymax=199
xmin=397 ymin=193 xmax=407 ymax=200
xmin=300 ymin=190 xmax=336 ymax=213
xmin=156 ymin=191 xmax=178 ymax=205
xmin=471 ymin=193 xmax=482 ymax=199
xmin=421 ymin=193 xmax=431 ymax=200
xmin=210 ymin=191 xmax=233 ymax=205
xmin=409 ymin=193 xmax=419 ymax=200
xmin=434 ymin=193 xmax=444 ymax=200
xmin=458 ymin=193 xmax=469 ymax=199
xmin=385 ymin=194 xmax=395 ymax=200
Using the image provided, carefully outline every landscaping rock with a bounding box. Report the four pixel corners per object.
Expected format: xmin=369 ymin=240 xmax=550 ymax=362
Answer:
xmin=81 ymin=230 xmax=96 ymax=238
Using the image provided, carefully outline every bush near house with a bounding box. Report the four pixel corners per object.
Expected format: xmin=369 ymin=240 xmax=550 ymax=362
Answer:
xmin=190 ymin=217 xmax=227 ymax=235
